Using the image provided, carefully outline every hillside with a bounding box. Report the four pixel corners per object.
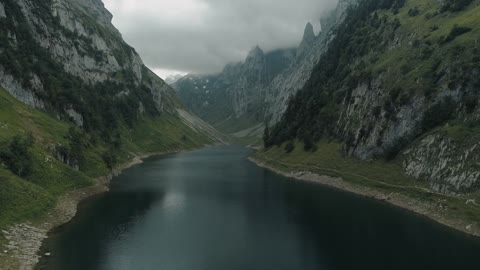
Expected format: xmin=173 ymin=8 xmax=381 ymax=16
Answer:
xmin=265 ymin=0 xmax=480 ymax=194
xmin=0 ymin=0 xmax=221 ymax=262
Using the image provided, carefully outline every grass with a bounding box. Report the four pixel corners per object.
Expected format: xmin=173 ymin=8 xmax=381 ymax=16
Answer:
xmin=367 ymin=0 xmax=480 ymax=95
xmin=0 ymin=88 xmax=92 ymax=228
xmin=0 ymin=86 xmax=215 ymax=254
xmin=255 ymin=140 xmax=480 ymax=228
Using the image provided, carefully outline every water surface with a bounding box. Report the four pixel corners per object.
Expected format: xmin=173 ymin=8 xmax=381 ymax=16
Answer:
xmin=38 ymin=146 xmax=480 ymax=270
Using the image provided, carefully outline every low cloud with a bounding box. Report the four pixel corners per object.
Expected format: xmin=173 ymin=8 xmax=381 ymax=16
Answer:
xmin=104 ymin=0 xmax=338 ymax=76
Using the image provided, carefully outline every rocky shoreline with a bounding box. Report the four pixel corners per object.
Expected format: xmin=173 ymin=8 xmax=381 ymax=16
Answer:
xmin=1 ymin=151 xmax=181 ymax=270
xmin=249 ymin=157 xmax=480 ymax=238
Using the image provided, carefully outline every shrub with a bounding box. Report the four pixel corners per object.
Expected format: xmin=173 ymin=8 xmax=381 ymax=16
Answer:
xmin=440 ymin=0 xmax=474 ymax=12
xmin=303 ymin=133 xmax=315 ymax=152
xmin=0 ymin=134 xmax=34 ymax=177
xmin=441 ymin=25 xmax=472 ymax=44
xmin=408 ymin=7 xmax=420 ymax=17
xmin=284 ymin=141 xmax=295 ymax=153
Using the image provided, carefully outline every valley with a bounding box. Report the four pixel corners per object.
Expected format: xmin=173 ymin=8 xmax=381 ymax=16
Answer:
xmin=1 ymin=0 xmax=480 ymax=269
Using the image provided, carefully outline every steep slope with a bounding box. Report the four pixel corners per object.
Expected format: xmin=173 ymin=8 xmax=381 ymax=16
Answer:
xmin=0 ymin=0 xmax=221 ymax=261
xmin=266 ymin=0 xmax=480 ymax=194
xmin=265 ymin=0 xmax=357 ymax=124
xmin=174 ymin=47 xmax=296 ymax=135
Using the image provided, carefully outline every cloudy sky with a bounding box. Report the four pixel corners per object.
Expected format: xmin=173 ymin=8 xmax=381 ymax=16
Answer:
xmin=103 ymin=0 xmax=338 ymax=79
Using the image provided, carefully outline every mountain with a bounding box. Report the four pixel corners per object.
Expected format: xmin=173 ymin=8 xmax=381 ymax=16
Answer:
xmin=174 ymin=47 xmax=296 ymax=138
xmin=173 ymin=0 xmax=355 ymax=143
xmin=265 ymin=0 xmax=480 ymax=194
xmin=164 ymin=74 xmax=185 ymax=85
xmin=0 ymin=0 xmax=222 ymax=247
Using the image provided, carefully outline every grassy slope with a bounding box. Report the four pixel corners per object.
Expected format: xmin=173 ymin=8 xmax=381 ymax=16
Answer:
xmin=0 ymin=87 xmax=213 ymax=251
xmin=370 ymin=0 xmax=480 ymax=95
xmin=256 ymin=141 xmax=480 ymax=230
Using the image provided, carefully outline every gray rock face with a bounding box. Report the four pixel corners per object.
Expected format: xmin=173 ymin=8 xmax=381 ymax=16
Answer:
xmin=265 ymin=0 xmax=354 ymax=124
xmin=4 ymin=0 xmax=145 ymax=89
xmin=326 ymin=65 xmax=479 ymax=194
xmin=404 ymin=135 xmax=480 ymax=194
xmin=0 ymin=68 xmax=45 ymax=109
xmin=296 ymin=23 xmax=316 ymax=60
xmin=0 ymin=0 xmax=176 ymax=124
xmin=65 ymin=108 xmax=84 ymax=127
xmin=336 ymin=75 xmax=425 ymax=160
xmin=0 ymin=2 xmax=6 ymax=18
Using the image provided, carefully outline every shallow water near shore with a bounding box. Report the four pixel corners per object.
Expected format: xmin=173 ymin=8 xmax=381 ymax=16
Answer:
xmin=37 ymin=145 xmax=480 ymax=270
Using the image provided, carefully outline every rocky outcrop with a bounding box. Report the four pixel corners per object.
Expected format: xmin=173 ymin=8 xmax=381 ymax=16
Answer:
xmin=296 ymin=22 xmax=316 ymax=60
xmin=335 ymin=75 xmax=424 ymax=160
xmin=65 ymin=107 xmax=84 ymax=127
xmin=27 ymin=0 xmax=141 ymax=85
xmin=404 ymin=134 xmax=480 ymax=194
xmin=0 ymin=68 xmax=45 ymax=109
xmin=0 ymin=2 xmax=6 ymax=18
xmin=0 ymin=0 xmax=179 ymax=128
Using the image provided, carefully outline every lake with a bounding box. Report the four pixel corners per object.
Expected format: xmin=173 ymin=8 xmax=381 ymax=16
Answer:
xmin=37 ymin=145 xmax=480 ymax=270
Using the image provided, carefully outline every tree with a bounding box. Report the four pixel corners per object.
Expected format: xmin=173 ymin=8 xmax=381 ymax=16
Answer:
xmin=263 ymin=122 xmax=271 ymax=148
xmin=0 ymin=134 xmax=34 ymax=177
xmin=303 ymin=133 xmax=315 ymax=151
xmin=285 ymin=141 xmax=295 ymax=153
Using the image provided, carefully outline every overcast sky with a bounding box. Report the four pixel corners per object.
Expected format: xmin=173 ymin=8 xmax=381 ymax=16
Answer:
xmin=103 ymin=0 xmax=338 ymax=79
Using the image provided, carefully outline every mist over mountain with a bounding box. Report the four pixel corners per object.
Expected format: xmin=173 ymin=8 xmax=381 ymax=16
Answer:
xmin=103 ymin=0 xmax=338 ymax=74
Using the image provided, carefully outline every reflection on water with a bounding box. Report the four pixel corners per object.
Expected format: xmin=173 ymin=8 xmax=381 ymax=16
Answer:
xmin=38 ymin=146 xmax=480 ymax=270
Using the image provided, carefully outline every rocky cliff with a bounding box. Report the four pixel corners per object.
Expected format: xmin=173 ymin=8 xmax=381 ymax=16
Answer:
xmin=266 ymin=0 xmax=480 ymax=194
xmin=265 ymin=0 xmax=357 ymax=124
xmin=0 ymin=0 xmax=178 ymax=118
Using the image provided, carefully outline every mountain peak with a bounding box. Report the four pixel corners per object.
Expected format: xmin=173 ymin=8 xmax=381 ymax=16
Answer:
xmin=296 ymin=22 xmax=316 ymax=60
xmin=245 ymin=46 xmax=265 ymax=65
xmin=248 ymin=46 xmax=264 ymax=58
xmin=302 ymin=22 xmax=316 ymax=45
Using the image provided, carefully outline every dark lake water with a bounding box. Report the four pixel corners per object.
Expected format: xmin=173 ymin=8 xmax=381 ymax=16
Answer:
xmin=38 ymin=145 xmax=480 ymax=270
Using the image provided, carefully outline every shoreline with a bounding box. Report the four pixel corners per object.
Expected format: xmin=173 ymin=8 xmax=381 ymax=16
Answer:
xmin=249 ymin=157 xmax=480 ymax=238
xmin=2 ymin=149 xmax=184 ymax=270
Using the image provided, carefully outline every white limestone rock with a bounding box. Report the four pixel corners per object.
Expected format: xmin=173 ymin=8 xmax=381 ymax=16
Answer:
xmin=65 ymin=108 xmax=84 ymax=127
